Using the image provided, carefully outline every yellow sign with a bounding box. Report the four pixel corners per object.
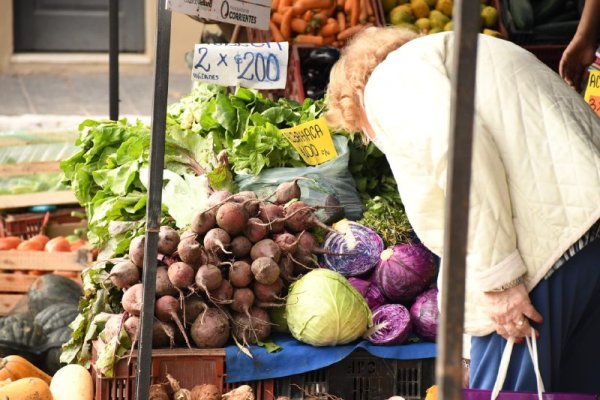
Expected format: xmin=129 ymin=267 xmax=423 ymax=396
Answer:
xmin=280 ymin=117 xmax=338 ymax=165
xmin=584 ymin=70 xmax=600 ymax=116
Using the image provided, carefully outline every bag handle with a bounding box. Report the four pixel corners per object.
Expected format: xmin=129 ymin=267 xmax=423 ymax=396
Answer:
xmin=491 ymin=328 xmax=544 ymax=400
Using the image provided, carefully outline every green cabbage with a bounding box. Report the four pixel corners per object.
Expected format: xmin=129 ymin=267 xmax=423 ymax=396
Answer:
xmin=285 ymin=268 xmax=372 ymax=346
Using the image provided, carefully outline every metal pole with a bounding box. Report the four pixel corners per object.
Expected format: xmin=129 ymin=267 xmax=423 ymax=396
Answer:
xmin=109 ymin=0 xmax=119 ymax=120
xmin=436 ymin=1 xmax=480 ymax=399
xmin=135 ymin=1 xmax=171 ymax=399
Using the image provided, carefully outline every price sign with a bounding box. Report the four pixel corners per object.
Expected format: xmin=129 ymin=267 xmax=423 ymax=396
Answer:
xmin=167 ymin=0 xmax=271 ymax=31
xmin=280 ymin=118 xmax=338 ymax=165
xmin=191 ymin=42 xmax=288 ymax=89
xmin=584 ymin=70 xmax=600 ymax=117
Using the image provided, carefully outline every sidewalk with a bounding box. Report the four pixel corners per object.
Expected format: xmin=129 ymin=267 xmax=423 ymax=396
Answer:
xmin=0 ymin=68 xmax=193 ymax=132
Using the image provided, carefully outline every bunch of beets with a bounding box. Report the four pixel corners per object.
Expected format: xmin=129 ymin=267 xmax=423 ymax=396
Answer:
xmin=105 ymin=180 xmax=338 ymax=350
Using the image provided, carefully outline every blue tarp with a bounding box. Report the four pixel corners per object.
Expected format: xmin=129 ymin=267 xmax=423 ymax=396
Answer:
xmin=224 ymin=333 xmax=437 ymax=383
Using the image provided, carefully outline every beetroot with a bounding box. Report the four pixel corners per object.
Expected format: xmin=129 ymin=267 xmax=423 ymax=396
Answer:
xmin=208 ymin=190 xmax=233 ymax=207
xmin=203 ymin=228 xmax=231 ymax=255
xmin=275 ymin=179 xmax=301 ymax=204
xmin=122 ymin=283 xmax=144 ymax=316
xmin=155 ymin=295 xmax=192 ymax=349
xmin=184 ymin=295 xmax=208 ymax=327
xmin=244 ymin=218 xmax=269 ymax=243
xmin=177 ymin=236 xmax=206 ymax=266
xmin=158 ymin=226 xmax=180 ymax=256
xmin=229 ymin=261 xmax=253 ymax=288
xmin=232 ymin=307 xmax=271 ymax=344
xmin=258 ymin=203 xmax=285 ymax=233
xmin=129 ymin=235 xmax=145 ymax=267
xmin=167 ymin=261 xmax=195 ymax=290
xmin=274 ymin=232 xmax=298 ymax=254
xmin=191 ymin=208 xmax=217 ymax=235
xmin=109 ymin=260 xmax=140 ymax=289
xmin=230 ymin=288 xmax=255 ymax=314
xmin=216 ymin=202 xmax=249 ymax=236
xmin=230 ymin=236 xmax=252 ymax=259
xmin=250 ymin=239 xmax=281 ymax=262
xmin=195 ymin=264 xmax=223 ymax=292
xmin=251 ymin=257 xmax=280 ymax=285
xmin=253 ymin=278 xmax=284 ymax=303
xmin=210 ymin=279 xmax=234 ymax=303
xmin=156 ymin=266 xmax=178 ymax=297
xmin=190 ymin=307 xmax=230 ymax=348
xmin=284 ymin=201 xmax=334 ymax=233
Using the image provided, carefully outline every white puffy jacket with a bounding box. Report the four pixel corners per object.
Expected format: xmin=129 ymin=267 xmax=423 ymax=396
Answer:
xmin=363 ymin=32 xmax=600 ymax=336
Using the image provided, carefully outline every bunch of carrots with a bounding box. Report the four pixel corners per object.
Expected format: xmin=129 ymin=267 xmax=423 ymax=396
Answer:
xmin=270 ymin=0 xmax=377 ymax=47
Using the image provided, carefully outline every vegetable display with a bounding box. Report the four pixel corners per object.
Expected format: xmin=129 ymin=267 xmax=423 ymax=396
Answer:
xmin=285 ymin=268 xmax=372 ymax=346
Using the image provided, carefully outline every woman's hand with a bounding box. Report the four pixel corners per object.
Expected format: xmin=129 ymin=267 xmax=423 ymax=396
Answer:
xmin=559 ymin=35 xmax=597 ymax=91
xmin=484 ymin=283 xmax=543 ymax=340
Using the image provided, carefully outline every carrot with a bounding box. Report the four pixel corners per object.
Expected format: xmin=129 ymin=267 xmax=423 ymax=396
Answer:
xmin=295 ymin=34 xmax=325 ymax=45
xmin=337 ymin=0 xmax=345 ymax=8
xmin=0 ymin=236 xmax=21 ymax=250
xmin=336 ymin=11 xmax=346 ymax=31
xmin=364 ymin=0 xmax=373 ymax=17
xmin=349 ymin=0 xmax=359 ymax=26
xmin=359 ymin=0 xmax=368 ymax=23
xmin=291 ymin=18 xmax=308 ymax=33
xmin=303 ymin=10 xmax=314 ymax=21
xmin=272 ymin=0 xmax=280 ymax=11
xmin=320 ymin=18 xmax=340 ymax=36
xmin=280 ymin=8 xmax=294 ymax=40
xmin=312 ymin=10 xmax=329 ymax=23
xmin=332 ymin=40 xmax=342 ymax=47
xmin=325 ymin=0 xmax=337 ymax=16
xmin=278 ymin=0 xmax=292 ymax=12
xmin=322 ymin=35 xmax=336 ymax=45
xmin=271 ymin=11 xmax=284 ymax=24
xmin=295 ymin=0 xmax=333 ymax=10
xmin=337 ymin=22 xmax=370 ymax=40
xmin=270 ymin=21 xmax=286 ymax=41
xmin=344 ymin=0 xmax=352 ymax=14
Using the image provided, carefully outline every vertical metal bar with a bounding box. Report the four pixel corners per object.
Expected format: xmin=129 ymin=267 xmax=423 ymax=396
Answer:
xmin=109 ymin=0 xmax=119 ymax=120
xmin=436 ymin=0 xmax=480 ymax=399
xmin=135 ymin=1 xmax=171 ymax=399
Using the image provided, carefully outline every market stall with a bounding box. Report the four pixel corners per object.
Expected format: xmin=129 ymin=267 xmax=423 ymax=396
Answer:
xmin=0 ymin=0 xmax=544 ymax=398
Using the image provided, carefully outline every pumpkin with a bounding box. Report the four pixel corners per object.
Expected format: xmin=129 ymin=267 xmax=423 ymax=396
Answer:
xmin=0 ymin=314 xmax=44 ymax=357
xmin=44 ymin=326 xmax=73 ymax=375
xmin=27 ymin=274 xmax=83 ymax=315
xmin=33 ymin=303 xmax=78 ymax=336
xmin=49 ymin=364 xmax=94 ymax=400
xmin=0 ymin=377 xmax=52 ymax=399
xmin=0 ymin=355 xmax=51 ymax=385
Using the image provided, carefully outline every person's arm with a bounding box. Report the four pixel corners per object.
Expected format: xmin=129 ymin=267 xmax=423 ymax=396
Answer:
xmin=559 ymin=0 xmax=600 ymax=91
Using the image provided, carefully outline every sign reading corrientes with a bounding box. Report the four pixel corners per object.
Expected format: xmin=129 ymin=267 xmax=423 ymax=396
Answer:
xmin=167 ymin=0 xmax=271 ymax=31
xmin=191 ymin=42 xmax=288 ymax=89
xmin=584 ymin=70 xmax=600 ymax=117
xmin=280 ymin=118 xmax=338 ymax=165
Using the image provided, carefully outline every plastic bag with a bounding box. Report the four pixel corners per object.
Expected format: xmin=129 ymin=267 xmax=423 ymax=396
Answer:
xmin=235 ymin=135 xmax=364 ymax=221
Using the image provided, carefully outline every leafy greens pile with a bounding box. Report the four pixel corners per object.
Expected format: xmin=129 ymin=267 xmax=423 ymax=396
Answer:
xmin=61 ymin=84 xmax=327 ymax=259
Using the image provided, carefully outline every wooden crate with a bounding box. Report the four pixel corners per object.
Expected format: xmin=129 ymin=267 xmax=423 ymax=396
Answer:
xmin=0 ymin=248 xmax=89 ymax=315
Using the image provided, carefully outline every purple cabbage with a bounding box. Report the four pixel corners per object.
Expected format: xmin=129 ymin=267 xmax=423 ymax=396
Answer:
xmin=348 ymin=277 xmax=370 ymax=297
xmin=375 ymin=243 xmax=436 ymax=302
xmin=366 ymin=304 xmax=412 ymax=345
xmin=322 ymin=220 xmax=384 ymax=277
xmin=365 ymin=283 xmax=387 ymax=311
xmin=410 ymin=288 xmax=439 ymax=341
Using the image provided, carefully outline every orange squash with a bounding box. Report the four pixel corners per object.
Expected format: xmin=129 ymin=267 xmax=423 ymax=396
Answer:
xmin=0 ymin=377 xmax=53 ymax=399
xmin=0 ymin=355 xmax=52 ymax=385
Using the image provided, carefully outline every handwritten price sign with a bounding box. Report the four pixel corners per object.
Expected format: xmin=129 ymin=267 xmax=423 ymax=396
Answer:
xmin=191 ymin=42 xmax=288 ymax=89
xmin=280 ymin=118 xmax=338 ymax=165
xmin=584 ymin=70 xmax=600 ymax=117
xmin=167 ymin=0 xmax=271 ymax=30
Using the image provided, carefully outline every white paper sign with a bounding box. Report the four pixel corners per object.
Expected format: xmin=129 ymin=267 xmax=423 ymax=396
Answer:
xmin=191 ymin=42 xmax=289 ymax=89
xmin=167 ymin=0 xmax=271 ymax=31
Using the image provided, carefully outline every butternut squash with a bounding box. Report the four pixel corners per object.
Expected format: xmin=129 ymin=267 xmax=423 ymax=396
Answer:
xmin=49 ymin=364 xmax=93 ymax=400
xmin=0 ymin=356 xmax=52 ymax=385
xmin=0 ymin=377 xmax=52 ymax=399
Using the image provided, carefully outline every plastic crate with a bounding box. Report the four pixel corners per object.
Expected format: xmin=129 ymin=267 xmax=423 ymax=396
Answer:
xmin=91 ymin=342 xmax=275 ymax=400
xmin=0 ymin=208 xmax=85 ymax=240
xmin=274 ymin=349 xmax=436 ymax=400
